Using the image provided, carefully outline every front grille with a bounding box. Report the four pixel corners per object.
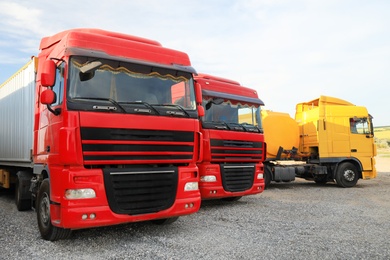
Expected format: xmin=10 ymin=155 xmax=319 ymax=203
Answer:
xmin=103 ymin=167 xmax=178 ymax=215
xmin=210 ymin=139 xmax=263 ymax=162
xmin=220 ymin=164 xmax=255 ymax=192
xmin=80 ymin=127 xmax=194 ymax=165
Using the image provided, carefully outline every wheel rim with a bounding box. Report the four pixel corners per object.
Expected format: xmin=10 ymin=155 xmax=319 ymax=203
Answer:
xmin=343 ymin=169 xmax=355 ymax=182
xmin=40 ymin=192 xmax=51 ymax=226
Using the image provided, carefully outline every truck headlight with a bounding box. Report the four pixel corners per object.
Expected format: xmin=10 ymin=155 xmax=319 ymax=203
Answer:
xmin=257 ymin=173 xmax=264 ymax=179
xmin=184 ymin=182 xmax=198 ymax=191
xmin=200 ymin=175 xmax=217 ymax=182
xmin=65 ymin=188 xmax=96 ymax=199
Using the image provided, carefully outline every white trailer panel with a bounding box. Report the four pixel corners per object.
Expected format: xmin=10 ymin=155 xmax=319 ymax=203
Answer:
xmin=0 ymin=59 xmax=36 ymax=167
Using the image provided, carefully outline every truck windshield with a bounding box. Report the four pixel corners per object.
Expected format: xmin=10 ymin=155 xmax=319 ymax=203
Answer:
xmin=67 ymin=56 xmax=196 ymax=115
xmin=202 ymin=98 xmax=263 ymax=132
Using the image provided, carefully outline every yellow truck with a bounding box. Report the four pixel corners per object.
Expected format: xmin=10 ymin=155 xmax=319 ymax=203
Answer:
xmin=262 ymin=95 xmax=377 ymax=188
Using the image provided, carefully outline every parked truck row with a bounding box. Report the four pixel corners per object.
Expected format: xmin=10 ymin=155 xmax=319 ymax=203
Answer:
xmin=0 ymin=29 xmax=266 ymax=241
xmin=0 ymin=29 xmax=205 ymax=241
xmin=0 ymin=28 xmax=376 ymax=241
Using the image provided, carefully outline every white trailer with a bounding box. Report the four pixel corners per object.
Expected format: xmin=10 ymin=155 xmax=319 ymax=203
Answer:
xmin=0 ymin=58 xmax=35 ymax=208
xmin=0 ymin=58 xmax=35 ymax=167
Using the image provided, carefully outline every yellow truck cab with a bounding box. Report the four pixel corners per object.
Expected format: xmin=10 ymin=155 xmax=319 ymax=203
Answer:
xmin=263 ymin=95 xmax=377 ymax=188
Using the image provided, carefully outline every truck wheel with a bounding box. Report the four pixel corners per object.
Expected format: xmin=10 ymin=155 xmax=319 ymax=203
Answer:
xmin=36 ymin=179 xmax=72 ymax=241
xmin=335 ymin=162 xmax=359 ymax=188
xmin=152 ymin=217 xmax=179 ymax=225
xmin=264 ymin=167 xmax=272 ymax=189
xmin=15 ymin=177 xmax=31 ymax=211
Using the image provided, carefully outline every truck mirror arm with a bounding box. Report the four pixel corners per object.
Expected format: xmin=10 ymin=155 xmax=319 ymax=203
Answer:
xmin=46 ymin=105 xmax=61 ymax=116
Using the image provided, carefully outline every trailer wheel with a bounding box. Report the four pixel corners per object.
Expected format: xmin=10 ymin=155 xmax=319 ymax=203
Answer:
xmin=264 ymin=167 xmax=272 ymax=189
xmin=36 ymin=179 xmax=72 ymax=241
xmin=152 ymin=217 xmax=179 ymax=225
xmin=15 ymin=172 xmax=31 ymax=211
xmin=335 ymin=162 xmax=359 ymax=188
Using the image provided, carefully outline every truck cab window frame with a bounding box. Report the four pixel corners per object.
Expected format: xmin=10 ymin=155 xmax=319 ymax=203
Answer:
xmin=52 ymin=62 xmax=65 ymax=106
xmin=202 ymin=97 xmax=263 ymax=131
xmin=350 ymin=117 xmax=371 ymax=134
xmin=66 ymin=56 xmax=197 ymax=117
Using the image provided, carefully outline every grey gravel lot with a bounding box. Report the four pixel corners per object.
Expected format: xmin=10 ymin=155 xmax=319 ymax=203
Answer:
xmin=1 ymin=156 xmax=389 ymax=260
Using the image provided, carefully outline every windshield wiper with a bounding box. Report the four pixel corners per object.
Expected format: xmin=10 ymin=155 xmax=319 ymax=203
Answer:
xmin=72 ymin=97 xmax=126 ymax=112
xmin=211 ymin=121 xmax=230 ymax=130
xmin=227 ymin=122 xmax=261 ymax=132
xmin=154 ymin=104 xmax=190 ymax=117
xmin=118 ymin=101 xmax=160 ymax=115
xmin=241 ymin=123 xmax=262 ymax=133
xmin=226 ymin=122 xmax=246 ymax=131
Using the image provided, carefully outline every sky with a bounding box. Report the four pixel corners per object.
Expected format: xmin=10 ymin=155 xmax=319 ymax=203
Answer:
xmin=0 ymin=0 xmax=389 ymax=126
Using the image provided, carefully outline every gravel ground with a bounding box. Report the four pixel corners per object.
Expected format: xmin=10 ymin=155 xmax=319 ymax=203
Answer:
xmin=1 ymin=156 xmax=389 ymax=260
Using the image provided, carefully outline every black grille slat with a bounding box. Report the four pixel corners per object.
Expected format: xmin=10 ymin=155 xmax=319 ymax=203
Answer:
xmin=116 ymin=195 xmax=169 ymax=205
xmin=220 ymin=164 xmax=255 ymax=192
xmin=113 ymin=185 xmax=172 ymax=196
xmin=210 ymin=139 xmax=263 ymax=161
xmin=210 ymin=139 xmax=262 ymax=148
xmin=113 ymin=183 xmax=174 ymax=196
xmin=80 ymin=127 xmax=194 ymax=164
xmin=113 ymin=180 xmax=174 ymax=189
xmin=103 ymin=168 xmax=178 ymax=215
xmin=84 ymin=154 xmax=192 ymax=161
xmin=81 ymin=128 xmax=193 ymax=141
xmin=211 ymin=149 xmax=262 ymax=155
xmin=83 ymin=144 xmax=193 ymax=152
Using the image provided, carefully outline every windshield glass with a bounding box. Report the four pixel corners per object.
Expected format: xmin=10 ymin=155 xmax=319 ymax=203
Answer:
xmin=202 ymin=98 xmax=262 ymax=131
xmin=67 ymin=56 xmax=196 ymax=113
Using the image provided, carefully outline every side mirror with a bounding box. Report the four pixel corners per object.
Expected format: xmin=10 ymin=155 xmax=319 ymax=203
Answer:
xmin=41 ymin=89 xmax=61 ymax=116
xmin=194 ymin=82 xmax=203 ymax=104
xmin=197 ymin=105 xmax=205 ymax=117
xmin=41 ymin=60 xmax=56 ymax=87
xmin=41 ymin=89 xmax=56 ymax=105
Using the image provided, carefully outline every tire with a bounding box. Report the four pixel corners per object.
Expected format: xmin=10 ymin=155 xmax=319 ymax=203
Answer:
xmin=264 ymin=166 xmax=272 ymax=189
xmin=15 ymin=176 xmax=31 ymax=211
xmin=152 ymin=217 xmax=179 ymax=225
xmin=222 ymin=196 xmax=242 ymax=202
xmin=335 ymin=162 xmax=359 ymax=188
xmin=36 ymin=179 xmax=72 ymax=241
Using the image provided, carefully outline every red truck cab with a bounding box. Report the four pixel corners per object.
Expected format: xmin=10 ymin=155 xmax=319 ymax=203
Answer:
xmin=194 ymin=74 xmax=265 ymax=200
xmin=31 ymin=29 xmax=202 ymax=240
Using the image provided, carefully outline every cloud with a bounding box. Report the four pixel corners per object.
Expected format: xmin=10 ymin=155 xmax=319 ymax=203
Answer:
xmin=0 ymin=0 xmax=389 ymax=125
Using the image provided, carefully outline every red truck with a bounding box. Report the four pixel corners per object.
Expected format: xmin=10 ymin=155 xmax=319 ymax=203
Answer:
xmin=194 ymin=74 xmax=265 ymax=200
xmin=0 ymin=29 xmax=203 ymax=241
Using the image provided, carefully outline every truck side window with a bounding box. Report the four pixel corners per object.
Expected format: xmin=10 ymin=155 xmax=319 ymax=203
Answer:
xmin=350 ymin=117 xmax=369 ymax=134
xmin=52 ymin=62 xmax=65 ymax=106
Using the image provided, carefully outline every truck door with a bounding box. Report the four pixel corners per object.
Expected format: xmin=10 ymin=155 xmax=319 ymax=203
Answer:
xmin=300 ymin=120 xmax=318 ymax=154
xmin=349 ymin=117 xmax=375 ymax=170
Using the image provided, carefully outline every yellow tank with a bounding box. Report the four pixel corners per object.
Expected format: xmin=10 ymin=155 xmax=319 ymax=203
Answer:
xmin=261 ymin=110 xmax=300 ymax=159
